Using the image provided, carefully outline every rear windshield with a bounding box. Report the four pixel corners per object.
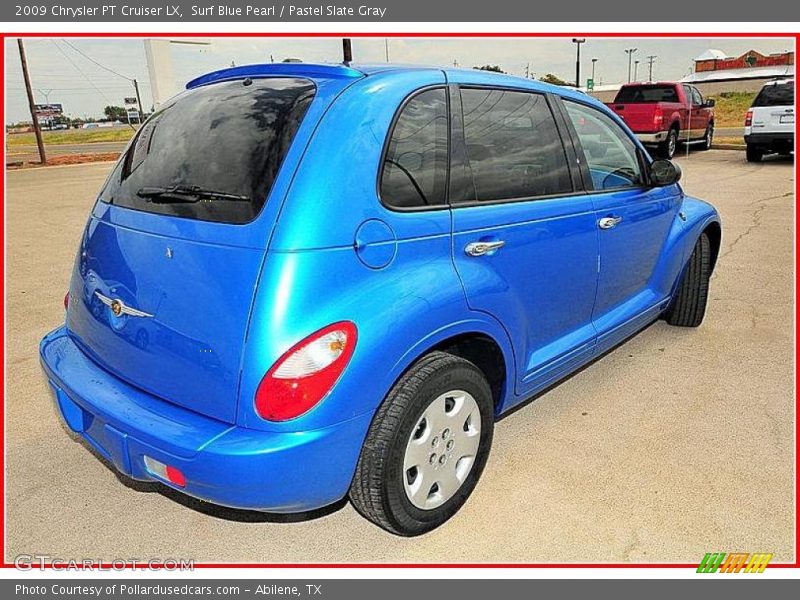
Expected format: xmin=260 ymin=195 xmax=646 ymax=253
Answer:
xmin=100 ymin=77 xmax=315 ymax=224
xmin=752 ymin=82 xmax=794 ymax=107
xmin=614 ymin=85 xmax=679 ymax=103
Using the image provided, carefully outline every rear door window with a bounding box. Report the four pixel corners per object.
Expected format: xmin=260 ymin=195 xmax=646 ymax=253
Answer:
xmin=457 ymin=88 xmax=572 ymax=202
xmin=380 ymin=88 xmax=449 ymax=209
xmin=753 ymin=82 xmax=795 ymax=107
xmin=100 ymin=77 xmax=315 ymax=224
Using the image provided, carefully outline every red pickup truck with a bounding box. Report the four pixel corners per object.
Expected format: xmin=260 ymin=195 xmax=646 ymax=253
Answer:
xmin=606 ymin=82 xmax=715 ymax=158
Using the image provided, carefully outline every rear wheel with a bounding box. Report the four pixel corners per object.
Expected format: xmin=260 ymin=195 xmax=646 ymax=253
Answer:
xmin=698 ymin=122 xmax=714 ymax=151
xmin=746 ymin=144 xmax=763 ymax=163
xmin=665 ymin=233 xmax=711 ymax=327
xmin=349 ymin=351 xmax=494 ymax=536
xmin=658 ymin=128 xmax=678 ymax=159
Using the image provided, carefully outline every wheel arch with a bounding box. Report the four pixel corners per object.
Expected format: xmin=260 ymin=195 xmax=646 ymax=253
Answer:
xmin=386 ymin=320 xmax=517 ymax=417
xmin=703 ymin=220 xmax=722 ymax=271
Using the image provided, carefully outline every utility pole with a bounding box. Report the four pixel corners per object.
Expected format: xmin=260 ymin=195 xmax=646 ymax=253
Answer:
xmin=591 ymin=58 xmax=598 ymax=82
xmin=17 ymin=39 xmax=46 ymax=165
xmin=634 ymin=60 xmax=640 ymax=82
xmin=647 ymin=55 xmax=657 ymax=81
xmin=572 ymin=38 xmax=586 ymax=88
xmin=625 ymin=47 xmax=638 ymax=83
xmin=132 ymin=78 xmax=144 ymax=122
xmin=385 ymin=38 xmax=389 ymax=62
xmin=342 ymin=38 xmax=353 ymax=64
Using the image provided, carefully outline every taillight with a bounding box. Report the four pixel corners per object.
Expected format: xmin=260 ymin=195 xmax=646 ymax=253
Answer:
xmin=653 ymin=108 xmax=664 ymax=128
xmin=255 ymin=321 xmax=358 ymax=421
xmin=745 ymin=110 xmax=753 ymax=126
xmin=64 ymin=292 xmax=70 ymax=310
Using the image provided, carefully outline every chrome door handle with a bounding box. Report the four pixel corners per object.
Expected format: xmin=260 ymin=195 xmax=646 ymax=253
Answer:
xmin=598 ymin=216 xmax=623 ymax=230
xmin=465 ymin=240 xmax=506 ymax=257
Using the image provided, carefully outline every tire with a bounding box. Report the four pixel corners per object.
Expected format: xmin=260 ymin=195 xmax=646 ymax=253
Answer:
xmin=658 ymin=128 xmax=678 ymax=159
xmin=349 ymin=351 xmax=494 ymax=536
xmin=746 ymin=144 xmax=763 ymax=163
xmin=698 ymin=122 xmax=714 ymax=151
xmin=665 ymin=232 xmax=711 ymax=327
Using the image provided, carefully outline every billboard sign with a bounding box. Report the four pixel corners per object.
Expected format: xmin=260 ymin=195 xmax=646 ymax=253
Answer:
xmin=33 ymin=103 xmax=63 ymax=118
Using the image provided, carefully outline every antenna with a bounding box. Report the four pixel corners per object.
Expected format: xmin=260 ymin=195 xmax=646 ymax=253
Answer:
xmin=342 ymin=38 xmax=353 ymax=64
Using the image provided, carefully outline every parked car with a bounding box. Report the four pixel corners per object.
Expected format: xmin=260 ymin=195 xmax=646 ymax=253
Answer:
xmin=40 ymin=63 xmax=721 ymax=536
xmin=607 ymin=82 xmax=715 ymax=158
xmin=744 ymin=79 xmax=794 ymax=162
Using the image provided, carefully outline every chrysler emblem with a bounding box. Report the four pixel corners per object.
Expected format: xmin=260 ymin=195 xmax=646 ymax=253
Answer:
xmin=95 ymin=291 xmax=154 ymax=318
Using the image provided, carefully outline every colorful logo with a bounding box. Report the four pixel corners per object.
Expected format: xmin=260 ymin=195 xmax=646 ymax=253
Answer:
xmin=697 ymin=552 xmax=773 ymax=573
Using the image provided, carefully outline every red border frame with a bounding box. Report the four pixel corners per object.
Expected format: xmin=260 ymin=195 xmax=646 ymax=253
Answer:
xmin=1 ymin=30 xmax=797 ymax=571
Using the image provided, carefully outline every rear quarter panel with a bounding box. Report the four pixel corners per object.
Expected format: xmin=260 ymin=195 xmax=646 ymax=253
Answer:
xmin=238 ymin=69 xmax=517 ymax=432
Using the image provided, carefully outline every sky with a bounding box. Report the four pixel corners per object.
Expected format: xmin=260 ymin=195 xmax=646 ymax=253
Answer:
xmin=4 ymin=37 xmax=794 ymax=124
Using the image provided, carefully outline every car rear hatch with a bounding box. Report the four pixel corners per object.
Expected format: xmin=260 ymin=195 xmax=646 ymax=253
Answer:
xmin=609 ymin=84 xmax=680 ymax=132
xmin=750 ymin=80 xmax=795 ymax=134
xmin=65 ymin=68 xmax=361 ymax=424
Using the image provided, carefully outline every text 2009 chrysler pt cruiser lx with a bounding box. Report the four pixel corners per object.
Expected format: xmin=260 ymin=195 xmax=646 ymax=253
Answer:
xmin=40 ymin=63 xmax=721 ymax=536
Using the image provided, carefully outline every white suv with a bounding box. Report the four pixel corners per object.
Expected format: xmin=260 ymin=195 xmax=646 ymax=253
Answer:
xmin=745 ymin=79 xmax=794 ymax=162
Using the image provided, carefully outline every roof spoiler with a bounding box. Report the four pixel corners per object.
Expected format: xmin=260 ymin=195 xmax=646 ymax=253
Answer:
xmin=186 ymin=63 xmax=364 ymax=89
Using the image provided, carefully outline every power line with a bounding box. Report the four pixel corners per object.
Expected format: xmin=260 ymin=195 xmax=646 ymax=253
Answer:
xmin=50 ymin=40 xmax=115 ymax=106
xmin=60 ymin=39 xmax=135 ymax=82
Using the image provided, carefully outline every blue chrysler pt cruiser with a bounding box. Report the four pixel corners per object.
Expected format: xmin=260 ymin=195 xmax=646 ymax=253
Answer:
xmin=40 ymin=63 xmax=721 ymax=536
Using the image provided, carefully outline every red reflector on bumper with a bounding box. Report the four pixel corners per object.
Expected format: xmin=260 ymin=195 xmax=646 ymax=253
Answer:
xmin=144 ymin=456 xmax=186 ymax=488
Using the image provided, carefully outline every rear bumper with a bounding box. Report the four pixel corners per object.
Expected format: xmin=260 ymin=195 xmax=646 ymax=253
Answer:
xmin=744 ymin=132 xmax=794 ymax=147
xmin=636 ymin=131 xmax=669 ymax=144
xmin=39 ymin=326 xmax=372 ymax=513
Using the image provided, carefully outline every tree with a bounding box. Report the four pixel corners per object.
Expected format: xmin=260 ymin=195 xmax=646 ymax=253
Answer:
xmin=539 ymin=73 xmax=569 ymax=86
xmin=474 ymin=65 xmax=505 ymax=73
xmin=103 ymin=105 xmax=127 ymax=121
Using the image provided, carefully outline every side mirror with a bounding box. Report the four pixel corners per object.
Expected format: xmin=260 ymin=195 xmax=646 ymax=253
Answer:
xmin=649 ymin=159 xmax=682 ymax=187
xmin=705 ymin=98 xmax=716 ymax=108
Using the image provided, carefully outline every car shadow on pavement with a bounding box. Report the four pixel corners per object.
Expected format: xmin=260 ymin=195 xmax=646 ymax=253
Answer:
xmin=114 ymin=474 xmax=349 ymax=524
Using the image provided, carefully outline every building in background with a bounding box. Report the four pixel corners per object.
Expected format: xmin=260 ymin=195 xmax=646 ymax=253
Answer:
xmin=681 ymin=49 xmax=794 ymax=95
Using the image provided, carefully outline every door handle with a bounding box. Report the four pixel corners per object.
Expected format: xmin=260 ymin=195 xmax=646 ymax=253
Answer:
xmin=598 ymin=216 xmax=623 ymax=230
xmin=465 ymin=240 xmax=505 ymax=257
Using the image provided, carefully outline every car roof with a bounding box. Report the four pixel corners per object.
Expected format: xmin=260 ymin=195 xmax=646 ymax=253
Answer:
xmin=186 ymin=62 xmax=609 ymax=111
xmin=762 ymin=78 xmax=794 ymax=87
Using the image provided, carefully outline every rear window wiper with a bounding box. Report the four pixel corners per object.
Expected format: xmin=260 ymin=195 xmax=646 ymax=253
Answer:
xmin=136 ymin=185 xmax=250 ymax=204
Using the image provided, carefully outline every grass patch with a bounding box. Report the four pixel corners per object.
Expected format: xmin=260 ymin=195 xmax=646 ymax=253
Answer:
xmin=712 ymin=136 xmax=746 ymax=147
xmin=6 ymin=126 xmax=137 ymax=147
xmin=706 ymin=91 xmax=755 ymax=128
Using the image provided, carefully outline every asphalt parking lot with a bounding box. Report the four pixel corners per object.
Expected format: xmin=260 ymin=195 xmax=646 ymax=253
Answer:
xmin=5 ymin=150 xmax=795 ymax=564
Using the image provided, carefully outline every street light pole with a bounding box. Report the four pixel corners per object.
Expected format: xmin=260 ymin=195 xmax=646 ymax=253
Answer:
xmin=634 ymin=60 xmax=640 ymax=82
xmin=591 ymin=58 xmax=598 ymax=83
xmin=17 ymin=39 xmax=46 ymax=165
xmin=625 ymin=47 xmax=638 ymax=83
xmin=572 ymin=38 xmax=586 ymax=88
